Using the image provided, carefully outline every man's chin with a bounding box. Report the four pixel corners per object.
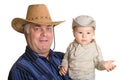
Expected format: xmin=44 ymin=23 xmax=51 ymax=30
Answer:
xmin=40 ymin=48 xmax=49 ymax=53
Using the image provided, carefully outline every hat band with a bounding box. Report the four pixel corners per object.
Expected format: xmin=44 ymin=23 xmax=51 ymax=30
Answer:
xmin=27 ymin=16 xmax=51 ymax=21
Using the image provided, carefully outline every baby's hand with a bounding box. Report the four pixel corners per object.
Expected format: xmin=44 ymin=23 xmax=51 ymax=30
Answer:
xmin=103 ymin=60 xmax=116 ymax=72
xmin=59 ymin=66 xmax=67 ymax=76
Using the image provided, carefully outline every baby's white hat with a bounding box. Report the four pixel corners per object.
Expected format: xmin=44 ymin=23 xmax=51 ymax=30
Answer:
xmin=72 ymin=15 xmax=96 ymax=29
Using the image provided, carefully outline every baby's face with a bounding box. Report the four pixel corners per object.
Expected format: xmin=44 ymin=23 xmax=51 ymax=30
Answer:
xmin=73 ymin=26 xmax=94 ymax=45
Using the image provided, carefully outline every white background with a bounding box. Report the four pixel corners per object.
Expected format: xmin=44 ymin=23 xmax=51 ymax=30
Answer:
xmin=0 ymin=0 xmax=120 ymax=80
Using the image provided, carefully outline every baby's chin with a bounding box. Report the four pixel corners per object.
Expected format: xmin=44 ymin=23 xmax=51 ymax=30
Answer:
xmin=80 ymin=41 xmax=90 ymax=45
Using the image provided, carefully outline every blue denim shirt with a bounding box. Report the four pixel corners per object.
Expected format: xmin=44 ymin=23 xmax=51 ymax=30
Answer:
xmin=8 ymin=46 xmax=69 ymax=80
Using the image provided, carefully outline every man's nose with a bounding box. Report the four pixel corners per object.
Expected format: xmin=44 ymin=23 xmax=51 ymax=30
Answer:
xmin=41 ymin=29 xmax=47 ymax=37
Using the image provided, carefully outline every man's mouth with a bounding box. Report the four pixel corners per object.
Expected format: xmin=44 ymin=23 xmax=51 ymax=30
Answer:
xmin=40 ymin=40 xmax=48 ymax=42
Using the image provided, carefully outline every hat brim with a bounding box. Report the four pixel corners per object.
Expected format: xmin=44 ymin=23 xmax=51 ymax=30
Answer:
xmin=12 ymin=18 xmax=64 ymax=33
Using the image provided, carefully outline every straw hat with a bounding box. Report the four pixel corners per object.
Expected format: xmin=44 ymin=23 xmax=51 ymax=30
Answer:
xmin=72 ymin=15 xmax=96 ymax=29
xmin=12 ymin=4 xmax=64 ymax=33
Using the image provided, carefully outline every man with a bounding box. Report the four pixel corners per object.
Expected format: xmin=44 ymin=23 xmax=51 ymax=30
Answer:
xmin=8 ymin=4 xmax=69 ymax=80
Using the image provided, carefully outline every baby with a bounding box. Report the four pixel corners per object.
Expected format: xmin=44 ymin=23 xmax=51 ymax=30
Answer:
xmin=59 ymin=15 xmax=116 ymax=80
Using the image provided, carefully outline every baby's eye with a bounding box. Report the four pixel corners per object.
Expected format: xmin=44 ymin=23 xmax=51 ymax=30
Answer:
xmin=78 ymin=32 xmax=82 ymax=34
xmin=87 ymin=32 xmax=90 ymax=34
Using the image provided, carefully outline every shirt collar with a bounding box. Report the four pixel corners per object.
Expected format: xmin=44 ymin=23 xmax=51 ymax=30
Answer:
xmin=24 ymin=46 xmax=54 ymax=62
xmin=73 ymin=39 xmax=95 ymax=48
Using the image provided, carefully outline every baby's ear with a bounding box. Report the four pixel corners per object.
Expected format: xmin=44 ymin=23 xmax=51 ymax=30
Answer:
xmin=73 ymin=31 xmax=75 ymax=37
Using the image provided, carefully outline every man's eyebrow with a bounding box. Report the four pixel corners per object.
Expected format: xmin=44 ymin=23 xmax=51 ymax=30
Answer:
xmin=47 ymin=25 xmax=53 ymax=27
xmin=34 ymin=24 xmax=41 ymax=27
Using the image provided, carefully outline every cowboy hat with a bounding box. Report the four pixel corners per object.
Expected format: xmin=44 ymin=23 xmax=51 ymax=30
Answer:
xmin=12 ymin=4 xmax=64 ymax=33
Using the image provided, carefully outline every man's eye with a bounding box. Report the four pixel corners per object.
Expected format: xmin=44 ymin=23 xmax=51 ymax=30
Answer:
xmin=34 ymin=27 xmax=39 ymax=30
xmin=47 ymin=27 xmax=51 ymax=30
xmin=34 ymin=27 xmax=41 ymax=31
xmin=47 ymin=27 xmax=53 ymax=31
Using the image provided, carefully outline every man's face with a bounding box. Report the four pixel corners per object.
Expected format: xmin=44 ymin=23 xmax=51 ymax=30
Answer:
xmin=26 ymin=23 xmax=54 ymax=55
